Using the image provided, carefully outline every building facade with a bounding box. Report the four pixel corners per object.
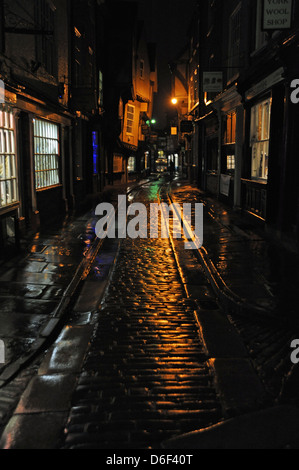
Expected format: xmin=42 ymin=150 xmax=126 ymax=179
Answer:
xmin=0 ymin=0 xmax=154 ymax=259
xmin=103 ymin=1 xmax=157 ymax=186
xmin=183 ymin=0 xmax=299 ymax=248
xmin=0 ymin=0 xmax=74 ymax=258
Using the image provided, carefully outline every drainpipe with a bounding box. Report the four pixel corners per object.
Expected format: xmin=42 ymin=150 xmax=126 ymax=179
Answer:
xmin=213 ymin=102 xmax=222 ymax=198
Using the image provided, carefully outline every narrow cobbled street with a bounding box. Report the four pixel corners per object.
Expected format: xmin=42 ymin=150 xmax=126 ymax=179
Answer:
xmin=63 ymin=181 xmax=223 ymax=449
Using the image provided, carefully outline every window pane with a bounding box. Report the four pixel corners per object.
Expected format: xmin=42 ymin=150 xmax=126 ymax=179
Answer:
xmin=33 ymin=119 xmax=60 ymax=190
xmin=0 ymin=109 xmax=18 ymax=209
xmin=250 ymin=98 xmax=271 ymax=181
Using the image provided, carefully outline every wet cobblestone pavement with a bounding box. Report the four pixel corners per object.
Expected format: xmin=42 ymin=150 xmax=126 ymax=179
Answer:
xmin=170 ymin=180 xmax=299 ymax=400
xmin=63 ymin=182 xmax=223 ymax=449
xmin=1 ymin=178 xmax=298 ymax=449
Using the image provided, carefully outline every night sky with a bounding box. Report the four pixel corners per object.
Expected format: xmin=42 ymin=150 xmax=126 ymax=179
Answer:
xmin=117 ymin=0 xmax=198 ymax=128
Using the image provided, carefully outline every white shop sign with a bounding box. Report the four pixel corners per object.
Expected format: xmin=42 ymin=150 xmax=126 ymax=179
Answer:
xmin=203 ymin=72 xmax=223 ymax=93
xmin=220 ymin=175 xmax=231 ymax=197
xmin=263 ymin=0 xmax=293 ymax=30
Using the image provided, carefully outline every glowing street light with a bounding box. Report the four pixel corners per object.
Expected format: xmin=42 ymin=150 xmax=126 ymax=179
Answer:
xmin=171 ymin=98 xmax=178 ymax=105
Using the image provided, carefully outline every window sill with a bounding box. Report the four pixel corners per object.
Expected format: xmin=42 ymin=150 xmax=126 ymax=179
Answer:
xmin=36 ymin=184 xmax=62 ymax=193
xmin=241 ymin=178 xmax=268 ymax=185
xmin=0 ymin=202 xmax=20 ymax=216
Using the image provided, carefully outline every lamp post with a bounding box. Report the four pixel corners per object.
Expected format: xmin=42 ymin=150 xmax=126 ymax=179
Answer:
xmin=145 ymin=118 xmax=157 ymax=174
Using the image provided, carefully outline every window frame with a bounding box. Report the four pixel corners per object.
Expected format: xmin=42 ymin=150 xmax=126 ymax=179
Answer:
xmin=250 ymin=97 xmax=272 ymax=181
xmin=223 ymin=112 xmax=237 ymax=145
xmin=113 ymin=155 xmax=123 ymax=174
xmin=126 ymin=104 xmax=135 ymax=136
xmin=0 ymin=107 xmax=19 ymax=211
xmin=33 ymin=118 xmax=61 ymax=191
xmin=128 ymin=156 xmax=136 ymax=173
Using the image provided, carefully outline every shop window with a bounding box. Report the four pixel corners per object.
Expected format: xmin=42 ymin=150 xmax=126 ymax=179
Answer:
xmin=113 ymin=155 xmax=123 ymax=173
xmin=250 ymin=98 xmax=271 ymax=180
xmin=227 ymin=155 xmax=235 ymax=171
xmin=224 ymin=112 xmax=236 ymax=145
xmin=33 ymin=119 xmax=60 ymax=190
xmin=128 ymin=157 xmax=136 ymax=173
xmin=0 ymin=108 xmax=18 ymax=209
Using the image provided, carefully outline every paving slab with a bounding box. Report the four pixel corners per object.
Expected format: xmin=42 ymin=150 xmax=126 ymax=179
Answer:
xmin=0 ymin=412 xmax=68 ymax=449
xmin=195 ymin=310 xmax=249 ymax=359
xmin=209 ymin=358 xmax=267 ymax=415
xmin=38 ymin=325 xmax=94 ymax=375
xmin=14 ymin=375 xmax=77 ymax=414
xmin=162 ymin=405 xmax=299 ymax=449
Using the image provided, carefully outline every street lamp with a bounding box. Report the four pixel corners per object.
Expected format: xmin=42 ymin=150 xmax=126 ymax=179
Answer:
xmin=171 ymin=98 xmax=178 ymax=105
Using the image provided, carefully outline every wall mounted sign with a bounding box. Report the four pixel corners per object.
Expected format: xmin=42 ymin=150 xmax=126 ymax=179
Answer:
xmin=220 ymin=174 xmax=231 ymax=197
xmin=203 ymin=72 xmax=223 ymax=93
xmin=263 ymin=0 xmax=293 ymax=30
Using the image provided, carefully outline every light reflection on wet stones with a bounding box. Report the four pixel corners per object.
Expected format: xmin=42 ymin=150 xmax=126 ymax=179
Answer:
xmin=64 ymin=184 xmax=223 ymax=450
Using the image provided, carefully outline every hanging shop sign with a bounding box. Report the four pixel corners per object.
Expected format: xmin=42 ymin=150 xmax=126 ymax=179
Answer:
xmin=141 ymin=125 xmax=150 ymax=136
xmin=262 ymin=0 xmax=293 ymax=30
xmin=203 ymin=72 xmax=223 ymax=93
xmin=180 ymin=120 xmax=194 ymax=134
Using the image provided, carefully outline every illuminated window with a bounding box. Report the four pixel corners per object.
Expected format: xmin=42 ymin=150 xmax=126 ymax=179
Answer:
xmin=128 ymin=157 xmax=136 ymax=172
xmin=92 ymin=131 xmax=99 ymax=175
xmin=126 ymin=105 xmax=135 ymax=135
xmin=0 ymin=108 xmax=18 ymax=209
xmin=33 ymin=119 xmax=60 ymax=190
xmin=113 ymin=155 xmax=123 ymax=173
xmin=227 ymin=155 xmax=235 ymax=170
xmin=250 ymin=98 xmax=271 ymax=180
xmin=224 ymin=112 xmax=236 ymax=144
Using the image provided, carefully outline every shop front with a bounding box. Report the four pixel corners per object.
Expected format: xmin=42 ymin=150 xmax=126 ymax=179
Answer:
xmin=241 ymin=68 xmax=285 ymax=223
